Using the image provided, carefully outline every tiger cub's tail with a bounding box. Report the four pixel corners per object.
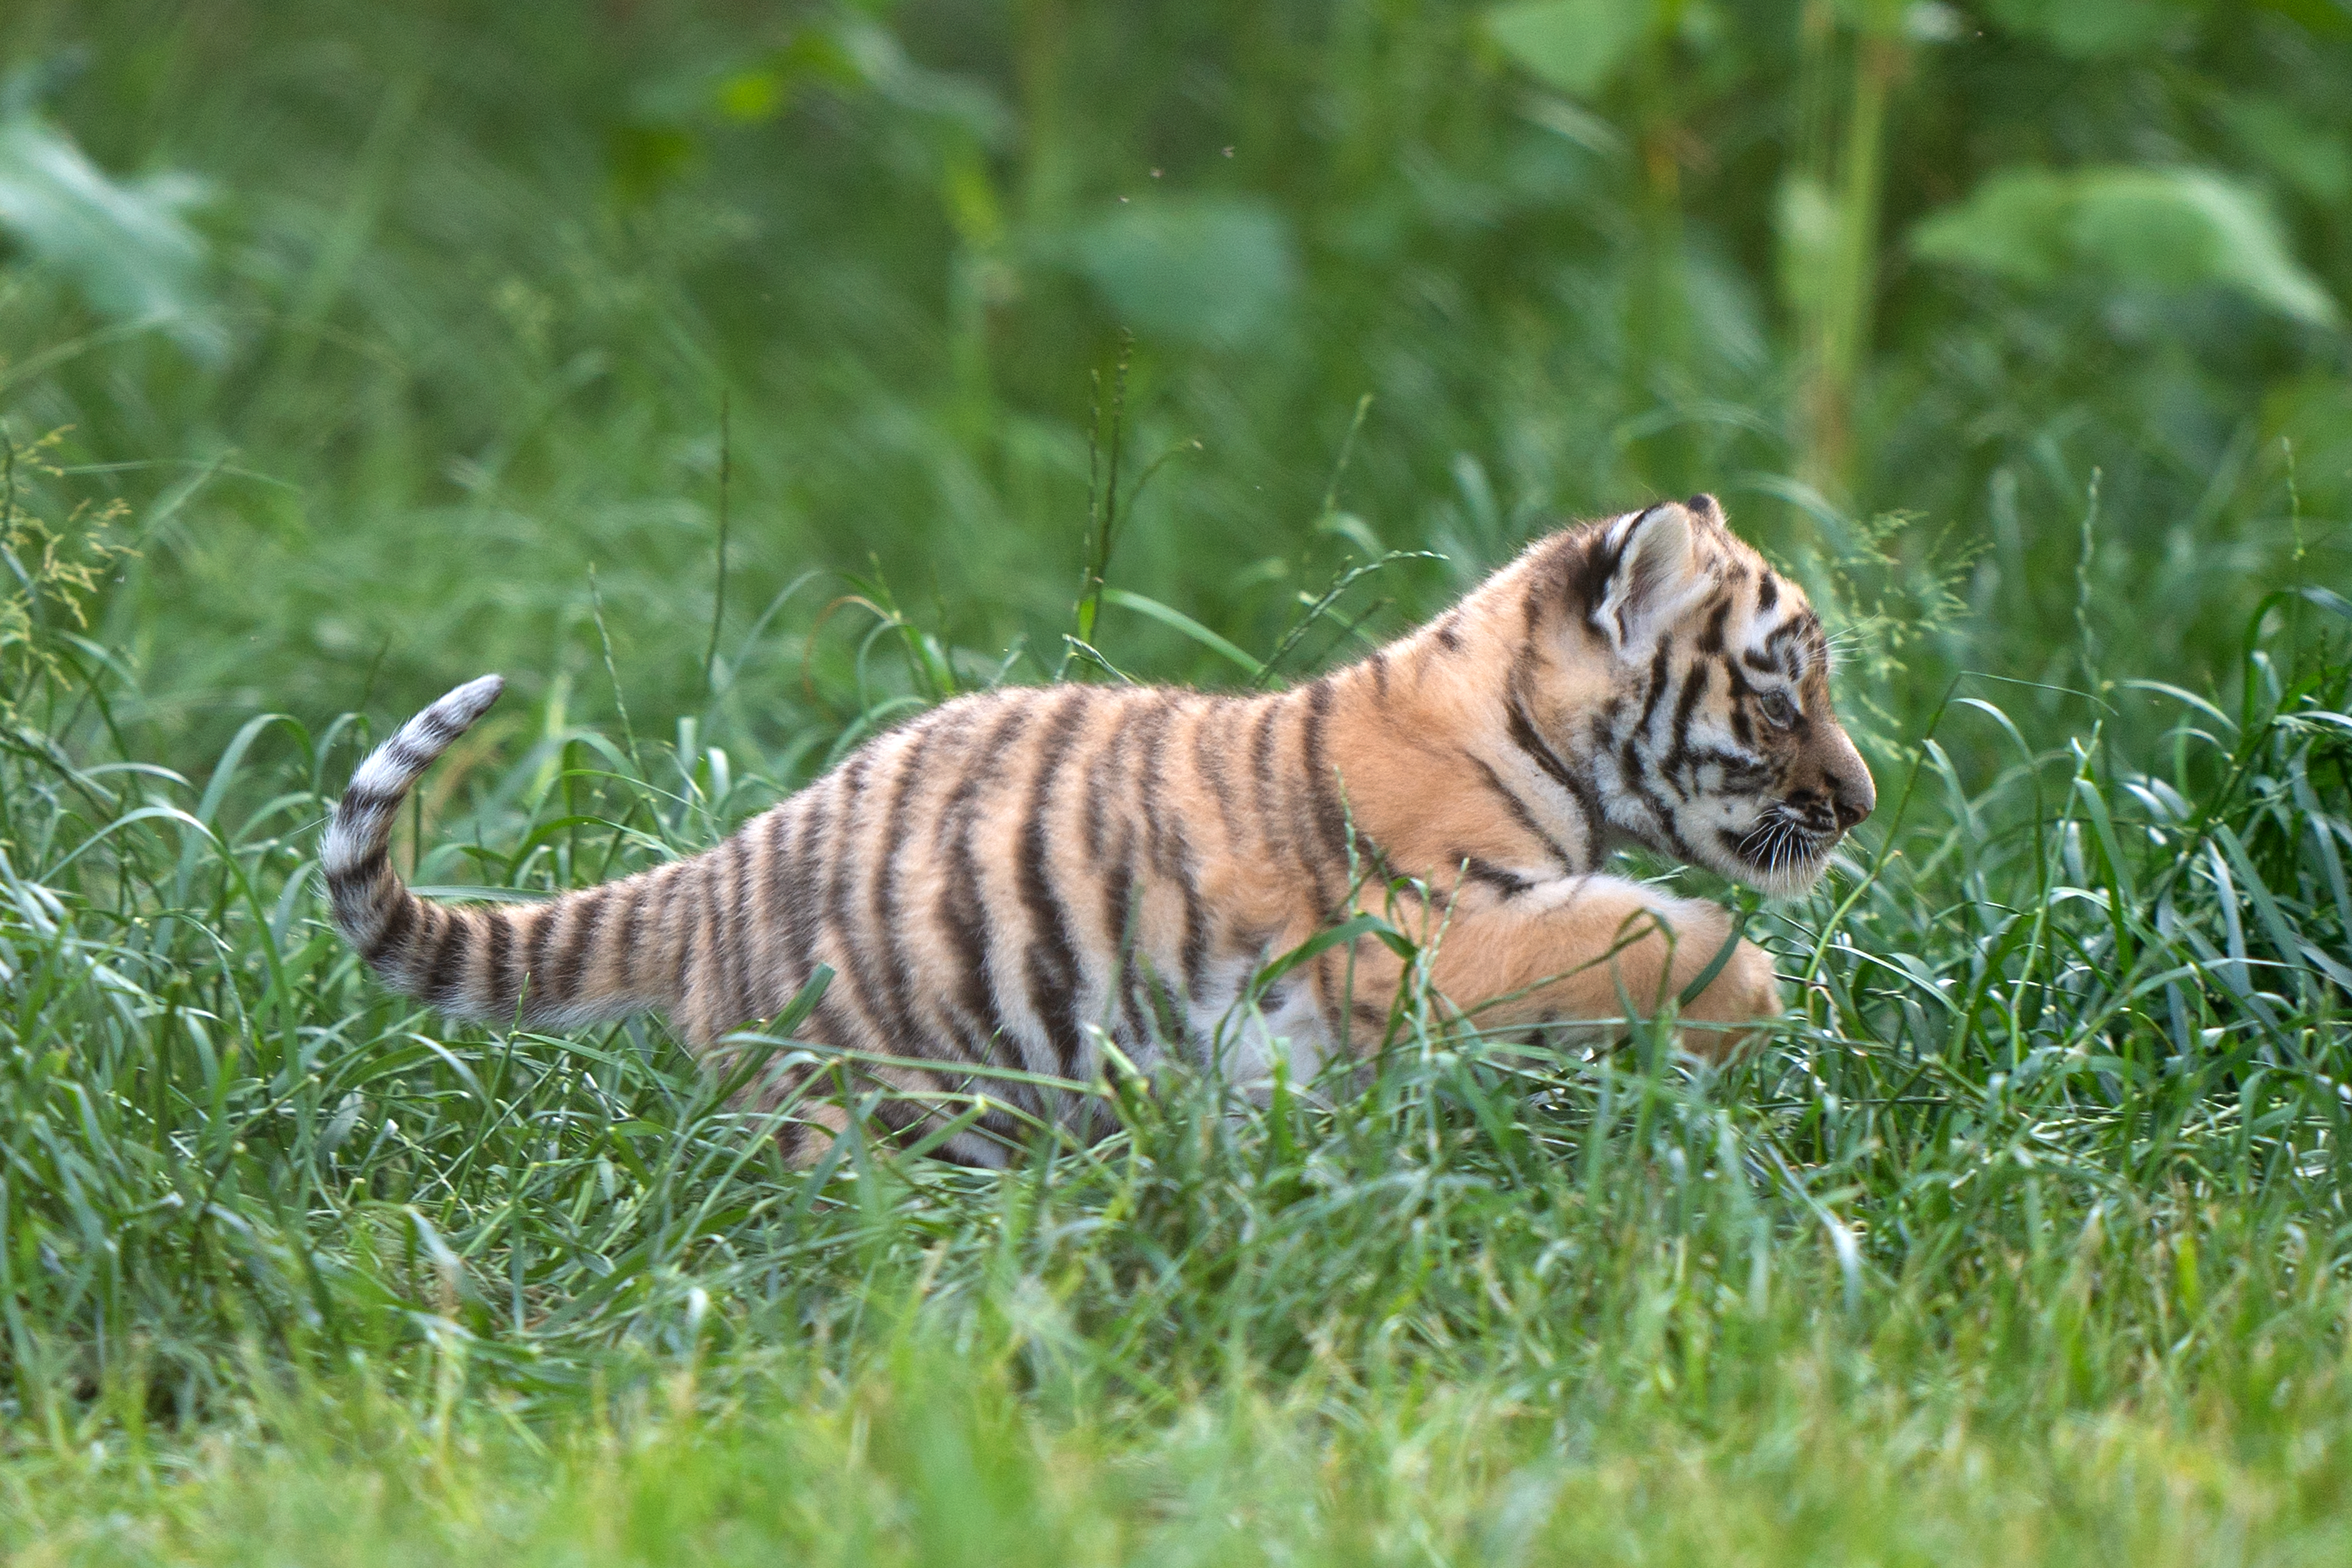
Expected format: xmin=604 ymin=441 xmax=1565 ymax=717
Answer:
xmin=323 ymin=675 xmax=681 ymax=1028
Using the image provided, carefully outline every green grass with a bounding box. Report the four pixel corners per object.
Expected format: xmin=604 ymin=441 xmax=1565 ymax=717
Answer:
xmin=15 ymin=1334 xmax=2352 ymax=1564
xmin=4 ymin=0 xmax=2352 ymax=1559
xmin=2 ymin=443 xmax=2349 ymax=1557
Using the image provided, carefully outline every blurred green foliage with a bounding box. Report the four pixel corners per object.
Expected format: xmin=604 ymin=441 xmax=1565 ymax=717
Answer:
xmin=1912 ymin=164 xmax=2337 ymax=326
xmin=0 ymin=0 xmax=2343 ymax=773
xmin=2 ymin=7 xmax=2352 ymax=1552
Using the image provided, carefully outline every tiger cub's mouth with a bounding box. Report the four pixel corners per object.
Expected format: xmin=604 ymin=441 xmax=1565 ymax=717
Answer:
xmin=1728 ymin=804 xmax=1844 ymax=889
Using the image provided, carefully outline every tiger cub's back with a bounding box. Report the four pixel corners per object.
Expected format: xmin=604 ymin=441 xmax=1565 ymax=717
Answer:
xmin=325 ymin=673 xmax=1374 ymax=1160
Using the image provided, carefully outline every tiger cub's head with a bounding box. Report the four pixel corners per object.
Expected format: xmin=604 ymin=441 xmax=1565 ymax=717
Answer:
xmin=1532 ymin=494 xmax=1875 ymax=895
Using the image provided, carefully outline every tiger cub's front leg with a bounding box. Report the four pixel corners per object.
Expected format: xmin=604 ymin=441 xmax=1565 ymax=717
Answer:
xmin=1377 ymin=874 xmax=1784 ymax=1061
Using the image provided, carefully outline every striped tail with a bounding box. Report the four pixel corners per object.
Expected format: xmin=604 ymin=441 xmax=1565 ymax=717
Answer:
xmin=323 ymin=675 xmax=683 ymax=1029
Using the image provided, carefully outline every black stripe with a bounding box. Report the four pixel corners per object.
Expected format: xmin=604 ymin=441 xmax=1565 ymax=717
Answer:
xmin=1368 ymin=650 xmax=1389 ymax=697
xmin=1249 ymin=699 xmax=1287 ymax=860
xmin=1132 ymin=696 xmax=1181 ymax=863
xmin=1120 ymin=696 xmax=1185 ymax=1047
xmin=1175 ymin=837 xmax=1210 ymax=1004
xmin=935 ymin=704 xmax=1034 ymax=1098
xmin=1018 ymin=690 xmax=1094 ymax=1080
xmin=1458 ymin=855 xmax=1534 ymax=897
xmin=932 ymin=702 xmax=1034 ymax=1081
xmin=1529 ymin=533 xmax=1577 ymax=614
xmin=1101 ymin=827 xmax=1149 ymax=1053
xmin=612 ymin=879 xmax=644 ymax=992
xmin=1299 ymin=677 xmax=1354 ymax=887
xmin=551 ymin=887 xmax=612 ymax=1007
xmin=381 ymin=735 xmax=443 ymax=772
xmin=1503 ymin=695 xmax=1602 ymax=863
xmin=1083 ymin=700 xmax=1149 ymax=860
xmin=1764 ymin=612 xmax=1817 ymax=656
xmin=1722 ymin=658 xmax=1756 ymax=748
xmin=699 ymin=838 xmax=741 ymax=1027
xmin=522 ymin=893 xmax=559 ymax=1007
xmin=339 ymin=844 xmax=391 ymax=889
xmin=818 ymin=749 xmax=897 ymax=1051
xmin=1634 ymin=638 xmax=1674 ymax=736
xmin=420 ymin=909 xmax=473 ymax=1006
xmin=364 ymin=890 xmax=417 ymax=965
xmin=1469 ymin=755 xmax=1577 ymax=873
xmin=722 ymin=824 xmax=760 ymax=1027
xmin=1508 ymin=637 xmax=1542 ymax=724
xmin=329 ymin=863 xmax=372 ymax=932
xmin=1696 ymin=596 xmax=1731 ymax=654
xmin=1434 ymin=612 xmax=1463 ymax=651
xmin=740 ymin=811 xmax=793 ymax=1016
xmin=1100 ymin=823 xmax=1135 ymax=952
xmin=785 ymin=788 xmax=873 ymax=1055
xmin=410 ymin=705 xmax=465 ymax=740
xmin=871 ymin=716 xmax=958 ymax=1058
xmin=336 ymin=785 xmax=401 ymax=817
xmin=1755 ymin=573 xmax=1779 ymax=613
xmin=485 ymin=909 xmax=518 ymax=1016
xmin=779 ymin=792 xmax=828 ymax=980
xmin=1618 ymin=736 xmax=1695 ymax=857
xmin=676 ymin=867 xmax=709 ymax=1025
xmin=1685 ymin=744 xmax=1771 ymax=787
xmin=1191 ymin=698 xmax=1246 ymax=848
xmin=1284 ymin=688 xmax=1348 ymax=1033
xmin=1568 ymin=528 xmax=1624 ymax=622
xmin=751 ymin=809 xmax=800 ymax=1013
xmin=1659 ymin=660 xmax=1709 ymax=793
xmin=1154 ymin=710 xmax=1212 ymax=1005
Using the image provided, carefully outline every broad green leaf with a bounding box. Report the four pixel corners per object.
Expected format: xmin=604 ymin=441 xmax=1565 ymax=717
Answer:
xmin=1987 ymin=0 xmax=2200 ymax=56
xmin=1071 ymin=196 xmax=1300 ymax=347
xmin=1910 ymin=165 xmax=2340 ymax=327
xmin=1911 ymin=168 xmax=2083 ymax=285
xmin=0 ymin=116 xmax=219 ymax=355
xmin=2222 ymin=97 xmax=2352 ymax=204
xmin=1485 ymin=0 xmax=1652 ymax=99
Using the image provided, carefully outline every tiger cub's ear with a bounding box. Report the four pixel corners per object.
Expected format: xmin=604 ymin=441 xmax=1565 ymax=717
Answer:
xmin=1592 ymin=501 xmax=1703 ymax=655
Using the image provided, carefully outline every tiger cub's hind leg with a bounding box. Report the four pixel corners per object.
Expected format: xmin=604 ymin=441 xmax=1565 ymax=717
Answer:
xmin=1401 ymin=874 xmax=1783 ymax=1061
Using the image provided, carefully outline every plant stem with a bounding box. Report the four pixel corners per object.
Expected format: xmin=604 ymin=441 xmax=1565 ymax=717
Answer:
xmin=1795 ymin=0 xmax=1905 ymax=501
xmin=705 ymin=392 xmax=731 ymax=698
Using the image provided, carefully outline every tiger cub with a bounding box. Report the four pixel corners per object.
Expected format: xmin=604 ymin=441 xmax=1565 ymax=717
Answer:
xmin=324 ymin=495 xmax=1873 ymax=1165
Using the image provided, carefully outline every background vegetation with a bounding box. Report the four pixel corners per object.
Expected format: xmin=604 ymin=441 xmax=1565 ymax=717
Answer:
xmin=2 ymin=0 xmax=2348 ymax=1560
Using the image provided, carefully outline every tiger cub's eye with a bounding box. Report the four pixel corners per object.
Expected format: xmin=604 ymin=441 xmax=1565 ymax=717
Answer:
xmin=1759 ymin=690 xmax=1798 ymax=729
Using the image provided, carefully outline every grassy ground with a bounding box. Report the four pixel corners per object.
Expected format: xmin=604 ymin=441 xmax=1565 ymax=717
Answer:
xmin=4 ymin=1 xmax=2352 ymax=1561
xmin=3 ymin=452 xmax=2348 ymax=1559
